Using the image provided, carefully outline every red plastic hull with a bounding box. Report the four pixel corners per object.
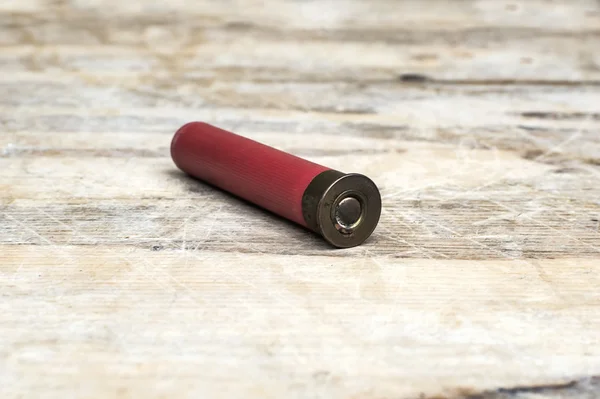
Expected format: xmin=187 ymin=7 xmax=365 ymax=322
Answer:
xmin=171 ymin=122 xmax=330 ymax=227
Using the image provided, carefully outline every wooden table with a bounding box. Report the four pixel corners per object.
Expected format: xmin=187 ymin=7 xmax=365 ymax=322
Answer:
xmin=2 ymin=1 xmax=600 ymax=398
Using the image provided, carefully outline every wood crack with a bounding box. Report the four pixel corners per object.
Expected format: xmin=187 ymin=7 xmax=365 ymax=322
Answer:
xmin=459 ymin=376 xmax=600 ymax=399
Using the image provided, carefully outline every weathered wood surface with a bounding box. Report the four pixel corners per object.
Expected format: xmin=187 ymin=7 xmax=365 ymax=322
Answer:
xmin=1 ymin=1 xmax=600 ymax=398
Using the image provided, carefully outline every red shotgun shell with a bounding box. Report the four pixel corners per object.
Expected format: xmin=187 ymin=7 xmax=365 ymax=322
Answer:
xmin=171 ymin=122 xmax=381 ymax=248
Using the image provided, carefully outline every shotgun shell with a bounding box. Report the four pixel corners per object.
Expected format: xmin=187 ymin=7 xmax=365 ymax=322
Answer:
xmin=171 ymin=122 xmax=381 ymax=248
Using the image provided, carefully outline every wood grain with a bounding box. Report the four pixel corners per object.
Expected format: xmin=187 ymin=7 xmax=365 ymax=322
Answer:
xmin=1 ymin=1 xmax=600 ymax=398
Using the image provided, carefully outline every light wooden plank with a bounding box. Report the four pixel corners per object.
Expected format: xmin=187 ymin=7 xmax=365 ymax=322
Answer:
xmin=2 ymin=136 xmax=599 ymax=260
xmin=1 ymin=246 xmax=600 ymax=398
xmin=13 ymin=0 xmax=600 ymax=31
xmin=1 ymin=38 xmax=598 ymax=81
